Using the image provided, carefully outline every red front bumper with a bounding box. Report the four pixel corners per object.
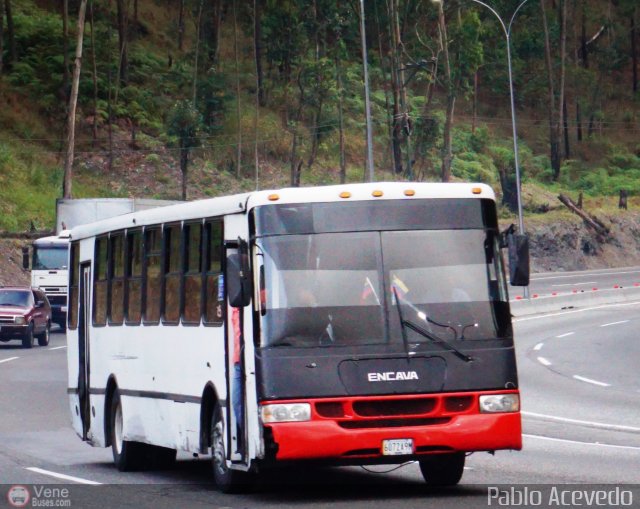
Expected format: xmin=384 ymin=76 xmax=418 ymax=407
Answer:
xmin=263 ymin=390 xmax=522 ymax=462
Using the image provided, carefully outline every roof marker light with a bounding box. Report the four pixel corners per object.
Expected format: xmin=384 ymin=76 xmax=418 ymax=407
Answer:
xmin=339 ymin=192 xmax=352 ymax=199
xmin=404 ymin=189 xmax=415 ymax=196
xmin=268 ymin=194 xmax=280 ymax=201
xmin=372 ymin=190 xmax=383 ymax=197
xmin=472 ymin=187 xmax=482 ymax=195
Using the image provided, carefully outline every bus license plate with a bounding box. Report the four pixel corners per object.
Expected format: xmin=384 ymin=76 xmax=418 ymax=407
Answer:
xmin=382 ymin=438 xmax=413 ymax=456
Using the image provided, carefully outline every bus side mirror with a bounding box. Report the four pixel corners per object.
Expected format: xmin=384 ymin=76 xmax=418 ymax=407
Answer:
xmin=227 ymin=253 xmax=253 ymax=308
xmin=503 ymin=228 xmax=530 ymax=287
xmin=22 ymin=247 xmax=30 ymax=270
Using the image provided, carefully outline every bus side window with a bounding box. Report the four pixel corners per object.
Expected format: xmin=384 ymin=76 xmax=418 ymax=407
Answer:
xmin=93 ymin=236 xmax=108 ymax=326
xmin=183 ymin=222 xmax=203 ymax=324
xmin=204 ymin=220 xmax=223 ymax=326
xmin=144 ymin=228 xmax=162 ymax=323
xmin=126 ymin=230 xmax=143 ymax=325
xmin=109 ymin=233 xmax=125 ymax=325
xmin=68 ymin=241 xmax=79 ymax=330
xmin=163 ymin=224 xmax=182 ymax=324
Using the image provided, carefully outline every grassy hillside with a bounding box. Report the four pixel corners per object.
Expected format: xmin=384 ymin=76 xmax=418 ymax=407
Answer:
xmin=0 ymin=0 xmax=639 ymax=232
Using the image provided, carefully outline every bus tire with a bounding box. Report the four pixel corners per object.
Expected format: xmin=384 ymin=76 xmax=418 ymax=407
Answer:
xmin=37 ymin=322 xmax=50 ymax=346
xmin=110 ymin=390 xmax=144 ymax=471
xmin=22 ymin=323 xmax=34 ymax=349
xmin=419 ymin=452 xmax=465 ymax=486
xmin=211 ymin=402 xmax=251 ymax=493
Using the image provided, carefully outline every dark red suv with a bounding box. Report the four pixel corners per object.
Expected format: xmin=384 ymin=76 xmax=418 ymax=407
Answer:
xmin=0 ymin=287 xmax=52 ymax=348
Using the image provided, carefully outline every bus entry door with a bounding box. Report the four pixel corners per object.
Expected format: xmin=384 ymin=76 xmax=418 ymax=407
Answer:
xmin=225 ymin=245 xmax=250 ymax=464
xmin=78 ymin=262 xmax=91 ymax=441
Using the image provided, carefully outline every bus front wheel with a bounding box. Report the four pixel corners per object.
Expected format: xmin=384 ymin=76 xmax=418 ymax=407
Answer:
xmin=211 ymin=402 xmax=251 ymax=493
xmin=419 ymin=452 xmax=466 ymax=486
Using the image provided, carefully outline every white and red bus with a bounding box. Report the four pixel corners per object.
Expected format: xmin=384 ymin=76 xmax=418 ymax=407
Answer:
xmin=66 ymin=182 xmax=528 ymax=490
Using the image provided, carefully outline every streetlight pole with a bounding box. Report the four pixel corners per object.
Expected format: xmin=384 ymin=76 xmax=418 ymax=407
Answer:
xmin=434 ymin=0 xmax=530 ymax=295
xmin=465 ymin=0 xmax=531 ymax=240
xmin=359 ymin=0 xmax=375 ymax=182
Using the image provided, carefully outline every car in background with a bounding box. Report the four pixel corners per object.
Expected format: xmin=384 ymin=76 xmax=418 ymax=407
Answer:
xmin=0 ymin=287 xmax=51 ymax=348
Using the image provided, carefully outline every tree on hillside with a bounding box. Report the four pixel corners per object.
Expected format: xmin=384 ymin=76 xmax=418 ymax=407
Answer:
xmin=63 ymin=0 xmax=89 ymax=199
xmin=167 ymin=100 xmax=201 ymax=201
xmin=3 ymin=0 xmax=16 ymax=70
xmin=117 ymin=0 xmax=129 ymax=86
xmin=62 ymin=0 xmax=70 ymax=97
xmin=0 ymin=0 xmax=4 ymax=72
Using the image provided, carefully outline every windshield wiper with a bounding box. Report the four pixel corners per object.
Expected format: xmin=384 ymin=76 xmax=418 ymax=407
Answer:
xmin=392 ymin=288 xmax=473 ymax=363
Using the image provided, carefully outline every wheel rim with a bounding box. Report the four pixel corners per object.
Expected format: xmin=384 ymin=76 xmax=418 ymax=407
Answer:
xmin=212 ymin=419 xmax=227 ymax=476
xmin=44 ymin=326 xmax=49 ymax=344
xmin=114 ymin=401 xmax=123 ymax=456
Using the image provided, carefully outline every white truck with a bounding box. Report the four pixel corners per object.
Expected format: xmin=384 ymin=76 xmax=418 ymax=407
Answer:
xmin=23 ymin=198 xmax=178 ymax=329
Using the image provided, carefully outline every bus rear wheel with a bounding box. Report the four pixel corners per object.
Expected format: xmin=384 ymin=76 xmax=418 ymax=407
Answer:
xmin=110 ymin=390 xmax=145 ymax=471
xmin=211 ymin=402 xmax=251 ymax=493
xmin=419 ymin=452 xmax=466 ymax=486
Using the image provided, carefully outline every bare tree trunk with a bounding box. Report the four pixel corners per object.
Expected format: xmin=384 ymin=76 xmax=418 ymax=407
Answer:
xmin=253 ymin=0 xmax=260 ymax=189
xmin=90 ymin=2 xmax=99 ymax=143
xmin=63 ymin=0 xmax=88 ymax=199
xmin=373 ymin=0 xmax=393 ymax=173
xmin=541 ymin=0 xmax=561 ymax=179
xmin=178 ymin=0 xmax=185 ymax=51
xmin=0 ymin=0 xmax=4 ymax=72
xmin=336 ymin=53 xmax=346 ymax=184
xmin=116 ymin=0 xmax=129 ymax=87
xmin=436 ymin=0 xmax=454 ymax=183
xmin=233 ymin=0 xmax=242 ymax=179
xmin=4 ymin=0 xmax=16 ymax=68
xmin=180 ymin=143 xmax=189 ymax=201
xmin=62 ymin=0 xmax=70 ymax=96
xmin=193 ymin=0 xmax=204 ymax=106
xmin=392 ymin=0 xmax=412 ymax=178
xmin=632 ymin=8 xmax=638 ymax=93
xmin=388 ymin=0 xmax=403 ymax=175
xmin=208 ymin=0 xmax=222 ymax=65
xmin=254 ymin=0 xmax=265 ymax=107
xmin=562 ymin=97 xmax=570 ymax=158
xmin=472 ymin=72 xmax=478 ymax=134
xmin=557 ymin=0 xmax=568 ymax=162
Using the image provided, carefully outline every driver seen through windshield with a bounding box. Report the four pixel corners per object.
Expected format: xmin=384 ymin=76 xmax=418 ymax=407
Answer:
xmin=255 ymin=228 xmax=511 ymax=349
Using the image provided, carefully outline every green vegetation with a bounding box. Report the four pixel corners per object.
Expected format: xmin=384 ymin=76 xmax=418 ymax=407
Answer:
xmin=0 ymin=0 xmax=638 ymax=231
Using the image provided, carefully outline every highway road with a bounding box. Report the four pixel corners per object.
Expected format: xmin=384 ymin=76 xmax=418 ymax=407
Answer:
xmin=525 ymin=266 xmax=640 ymax=297
xmin=1 ymin=299 xmax=639 ymax=508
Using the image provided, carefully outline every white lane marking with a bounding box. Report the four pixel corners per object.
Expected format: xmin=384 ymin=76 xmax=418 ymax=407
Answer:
xmin=551 ymin=282 xmax=596 ymax=287
xmin=556 ymin=332 xmax=574 ymax=338
xmin=573 ymin=375 xmax=611 ymax=387
xmin=0 ymin=357 xmax=19 ymax=364
xmin=523 ymin=434 xmax=640 ymax=451
xmin=25 ymin=467 xmax=102 ymax=485
xmin=531 ymin=269 xmax=640 ymax=281
xmin=537 ymin=356 xmax=551 ymax=366
xmin=600 ymin=320 xmax=629 ymax=327
xmin=522 ymin=411 xmax=640 ymax=432
xmin=514 ymin=301 xmax=640 ymax=322
xmin=49 ymin=346 xmax=67 ymax=351
xmin=533 ymin=343 xmax=544 ymax=351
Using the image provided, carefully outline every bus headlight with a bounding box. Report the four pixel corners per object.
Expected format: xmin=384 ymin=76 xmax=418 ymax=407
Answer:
xmin=479 ymin=394 xmax=519 ymax=413
xmin=261 ymin=403 xmax=311 ymax=423
xmin=14 ymin=316 xmax=26 ymax=325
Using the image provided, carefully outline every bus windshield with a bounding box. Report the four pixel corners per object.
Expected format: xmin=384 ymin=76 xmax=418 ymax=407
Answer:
xmin=255 ymin=228 xmax=511 ymax=349
xmin=33 ymin=246 xmax=69 ymax=270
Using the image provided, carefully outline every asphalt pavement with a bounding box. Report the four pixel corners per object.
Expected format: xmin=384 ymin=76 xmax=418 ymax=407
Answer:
xmin=0 ymin=296 xmax=639 ymax=508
